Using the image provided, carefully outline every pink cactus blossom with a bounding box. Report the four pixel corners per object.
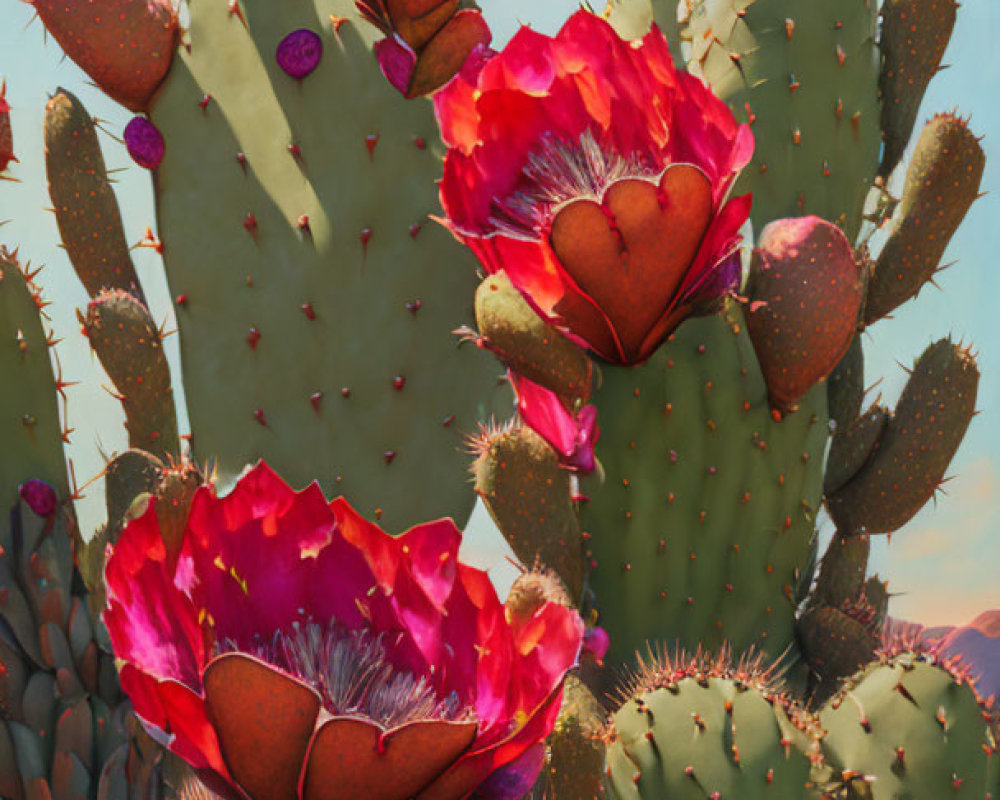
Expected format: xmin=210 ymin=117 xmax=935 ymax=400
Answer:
xmin=435 ymin=11 xmax=753 ymax=365
xmin=509 ymin=373 xmax=599 ymax=473
xmin=104 ymin=462 xmax=583 ymax=800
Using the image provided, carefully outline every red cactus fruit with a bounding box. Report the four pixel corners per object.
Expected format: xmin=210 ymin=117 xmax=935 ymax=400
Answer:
xmin=32 ymin=0 xmax=178 ymax=111
xmin=103 ymin=462 xmax=583 ymax=800
xmin=434 ymin=11 xmax=753 ymax=365
xmin=746 ymin=216 xmax=863 ymax=414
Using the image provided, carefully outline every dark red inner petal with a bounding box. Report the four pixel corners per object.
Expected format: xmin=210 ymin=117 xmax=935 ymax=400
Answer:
xmin=203 ymin=653 xmax=321 ymax=800
xmin=548 ymin=164 xmax=713 ymax=362
xmin=301 ymin=717 xmax=477 ymax=800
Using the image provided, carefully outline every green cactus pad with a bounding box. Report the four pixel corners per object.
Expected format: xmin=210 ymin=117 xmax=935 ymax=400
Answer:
xmin=82 ymin=289 xmax=177 ymax=458
xmin=532 ymin=675 xmax=607 ymax=800
xmin=826 ymin=339 xmax=978 ymax=535
xmin=474 ymin=272 xmax=593 ymax=406
xmin=819 ymin=653 xmax=999 ymax=800
xmin=824 ymin=404 xmax=888 ymax=496
xmin=0 ymin=247 xmax=69 ymax=508
xmin=811 ymin=533 xmax=870 ymax=611
xmin=865 ymin=115 xmax=985 ymax=324
xmin=605 ymin=652 xmax=818 ymax=800
xmin=797 ymin=606 xmax=878 ymax=701
xmin=679 ymin=0 xmax=881 ymax=239
xmin=147 ymin=0 xmax=500 ymax=529
xmin=877 ymin=0 xmax=958 ymax=179
xmin=584 ymin=305 xmax=828 ymax=665
xmin=827 ymin=335 xmax=864 ymax=437
xmin=44 ymin=90 xmax=145 ymax=302
xmin=473 ymin=425 xmax=584 ymax=600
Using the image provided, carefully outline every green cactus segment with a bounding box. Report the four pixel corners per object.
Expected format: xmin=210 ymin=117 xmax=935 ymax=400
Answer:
xmin=584 ymin=306 xmax=828 ymax=665
xmin=681 ymin=0 xmax=881 ymax=239
xmin=0 ymin=497 xmax=130 ymax=800
xmin=474 ymin=272 xmax=593 ymax=405
xmin=797 ymin=606 xmax=877 ymax=701
xmin=82 ymin=290 xmax=177 ymax=458
xmin=149 ymin=0 xmax=499 ymax=529
xmin=824 ymin=404 xmax=887 ymax=496
xmin=827 ymin=339 xmax=978 ymax=535
xmin=43 ymin=90 xmax=144 ymax=303
xmin=827 ymin=335 xmax=864 ymax=437
xmin=865 ymin=115 xmax=985 ymax=324
xmin=746 ymin=216 xmax=862 ymax=415
xmin=606 ymin=0 xmax=682 ymax=64
xmin=473 ymin=425 xmax=584 ymax=600
xmin=605 ymin=668 xmax=817 ymax=800
xmin=0 ymin=247 xmax=69 ymax=509
xmin=811 ymin=533 xmax=870 ymax=611
xmin=877 ymin=0 xmax=958 ymax=179
xmin=532 ymin=675 xmax=606 ymax=800
xmin=819 ymin=654 xmax=999 ymax=800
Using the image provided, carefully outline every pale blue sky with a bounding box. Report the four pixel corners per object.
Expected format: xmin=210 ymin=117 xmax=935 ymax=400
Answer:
xmin=0 ymin=0 xmax=995 ymax=624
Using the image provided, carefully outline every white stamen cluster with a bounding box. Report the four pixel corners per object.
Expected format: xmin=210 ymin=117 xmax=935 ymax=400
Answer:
xmin=490 ymin=130 xmax=658 ymax=239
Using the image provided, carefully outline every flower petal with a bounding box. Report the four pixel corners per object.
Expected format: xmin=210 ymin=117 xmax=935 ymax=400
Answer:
xmin=202 ymin=653 xmax=321 ymax=800
xmin=301 ymin=717 xmax=477 ymax=800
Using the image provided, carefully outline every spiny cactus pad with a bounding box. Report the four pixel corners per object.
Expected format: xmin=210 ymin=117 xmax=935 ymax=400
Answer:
xmin=827 ymin=339 xmax=978 ymax=536
xmin=584 ymin=305 xmax=828 ymax=665
xmin=680 ymin=0 xmax=881 ymax=238
xmin=866 ymin=114 xmax=985 ymax=324
xmin=44 ymin=90 xmax=146 ymax=303
xmin=819 ymin=653 xmax=999 ymax=800
xmin=82 ymin=289 xmax=177 ymax=458
xmin=0 ymin=247 xmax=69 ymax=508
xmin=877 ymin=0 xmax=959 ymax=179
xmin=146 ymin=0 xmax=501 ymax=528
xmin=605 ymin=650 xmax=818 ymax=800
xmin=473 ymin=424 xmax=584 ymax=600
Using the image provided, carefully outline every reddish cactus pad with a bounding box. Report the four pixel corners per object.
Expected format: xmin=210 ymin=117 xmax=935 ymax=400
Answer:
xmin=33 ymin=0 xmax=178 ymax=112
xmin=435 ymin=10 xmax=753 ymax=365
xmin=104 ymin=462 xmax=582 ymax=800
xmin=746 ymin=216 xmax=863 ymax=414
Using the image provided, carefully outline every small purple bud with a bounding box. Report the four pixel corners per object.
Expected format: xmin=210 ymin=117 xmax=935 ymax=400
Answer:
xmin=276 ymin=29 xmax=323 ymax=79
xmin=19 ymin=479 xmax=57 ymax=517
xmin=124 ymin=117 xmax=164 ymax=170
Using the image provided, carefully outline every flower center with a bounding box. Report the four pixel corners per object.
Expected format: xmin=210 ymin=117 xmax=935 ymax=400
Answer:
xmin=490 ymin=130 xmax=659 ymax=239
xmin=224 ymin=622 xmax=472 ymax=729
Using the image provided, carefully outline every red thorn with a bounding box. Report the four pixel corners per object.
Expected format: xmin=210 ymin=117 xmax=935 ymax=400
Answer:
xmin=243 ymin=212 xmax=258 ymax=237
xmin=253 ymin=408 xmax=267 ymax=426
xmin=288 ymin=142 xmax=302 ymax=160
xmin=199 ymin=94 xmax=212 ymax=111
xmin=310 ymin=392 xmax=323 ymax=412
xmin=341 ymin=387 xmax=351 ymax=398
xmin=405 ymin=299 xmax=422 ymax=314
xmin=301 ymin=303 xmax=316 ymax=320
xmin=413 ymin=136 xmax=426 ymax=149
xmin=246 ymin=327 xmax=261 ymax=350
xmin=392 ymin=376 xmax=406 ymax=390
xmin=297 ymin=215 xmax=310 ymax=233
xmin=236 ymin=152 xmax=247 ymax=171
xmin=175 ymin=293 xmax=188 ymax=307
xmin=330 ymin=14 xmax=347 ymax=32
xmin=409 ymin=222 xmax=422 ymax=238
xmin=384 ymin=450 xmax=397 ymax=464
xmin=442 ymin=414 xmax=455 ymax=426
xmin=365 ymin=133 xmax=379 ymax=160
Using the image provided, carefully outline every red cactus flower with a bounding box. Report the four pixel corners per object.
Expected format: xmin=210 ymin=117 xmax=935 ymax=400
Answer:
xmin=104 ymin=462 xmax=583 ymax=800
xmin=509 ymin=372 xmax=599 ymax=473
xmin=435 ymin=11 xmax=753 ymax=365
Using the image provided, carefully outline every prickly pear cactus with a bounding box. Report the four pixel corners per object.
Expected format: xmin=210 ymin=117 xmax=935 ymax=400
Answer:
xmin=604 ymin=649 xmax=820 ymax=800
xmin=0 ymin=248 xmax=69 ymax=508
xmin=584 ymin=305 xmax=828 ymax=664
xmin=145 ymin=0 xmax=500 ymax=528
xmin=675 ymin=0 xmax=882 ymax=237
xmin=819 ymin=652 xmax=999 ymax=800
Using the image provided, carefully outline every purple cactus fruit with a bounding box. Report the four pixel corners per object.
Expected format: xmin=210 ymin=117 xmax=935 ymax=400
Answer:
xmin=124 ymin=116 xmax=164 ymax=170
xmin=19 ymin=479 xmax=58 ymax=517
xmin=276 ymin=29 xmax=322 ymax=79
